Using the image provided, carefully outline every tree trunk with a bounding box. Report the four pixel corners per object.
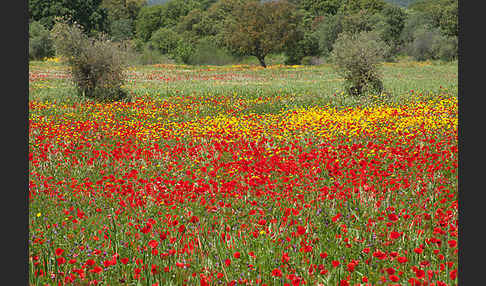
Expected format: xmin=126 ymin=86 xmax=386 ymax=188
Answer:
xmin=257 ymin=55 xmax=267 ymax=68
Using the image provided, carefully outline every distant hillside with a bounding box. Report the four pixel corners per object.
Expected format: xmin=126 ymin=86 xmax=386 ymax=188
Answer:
xmin=385 ymin=0 xmax=418 ymax=7
xmin=146 ymin=0 xmax=170 ymax=5
xmin=147 ymin=0 xmax=418 ymax=8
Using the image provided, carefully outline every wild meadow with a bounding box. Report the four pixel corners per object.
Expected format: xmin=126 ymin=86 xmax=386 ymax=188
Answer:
xmin=29 ymin=60 xmax=457 ymax=286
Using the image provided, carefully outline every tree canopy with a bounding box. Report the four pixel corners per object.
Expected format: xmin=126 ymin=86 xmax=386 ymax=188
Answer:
xmin=222 ymin=0 xmax=301 ymax=67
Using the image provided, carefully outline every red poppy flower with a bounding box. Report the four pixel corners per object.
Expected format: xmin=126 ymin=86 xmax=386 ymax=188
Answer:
xmin=397 ymin=256 xmax=408 ymax=263
xmin=224 ymin=259 xmax=231 ymax=267
xmin=121 ymin=257 xmax=129 ymax=265
xmin=448 ymin=240 xmax=457 ymax=248
xmin=390 ymin=231 xmax=401 ymax=239
xmin=297 ymin=225 xmax=306 ymax=235
xmin=233 ymin=252 xmax=240 ymax=259
xmin=151 ymin=264 xmax=158 ymax=275
xmin=390 ymin=275 xmax=399 ymax=282
xmin=55 ymin=248 xmax=64 ymax=256
xmin=332 ymin=260 xmax=340 ymax=267
xmin=271 ymin=268 xmax=282 ymax=277
xmin=148 ymin=240 xmax=158 ymax=249
xmin=332 ymin=213 xmax=341 ymax=222
xmin=388 ymin=213 xmax=399 ymax=222
xmin=90 ymin=266 xmax=103 ymax=274
xmin=282 ymin=252 xmax=290 ymax=263
xmin=56 ymin=257 xmax=66 ymax=265
xmin=450 ymin=269 xmax=457 ymax=280
xmin=347 ymin=262 xmax=356 ymax=272
xmin=373 ymin=250 xmax=386 ymax=260
xmin=415 ymin=269 xmax=425 ymax=279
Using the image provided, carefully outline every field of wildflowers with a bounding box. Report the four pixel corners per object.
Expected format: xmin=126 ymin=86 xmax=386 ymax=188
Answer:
xmin=29 ymin=61 xmax=457 ymax=286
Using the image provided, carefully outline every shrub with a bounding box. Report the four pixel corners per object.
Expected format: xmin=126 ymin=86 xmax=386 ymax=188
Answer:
xmin=284 ymin=32 xmax=320 ymax=65
xmin=330 ymin=31 xmax=389 ymax=96
xmin=406 ymin=27 xmax=457 ymax=61
xmin=29 ymin=21 xmax=55 ymax=60
xmin=134 ymin=44 xmax=174 ymax=65
xmin=399 ymin=11 xmax=434 ymax=47
xmin=406 ymin=26 xmax=440 ymax=61
xmin=171 ymin=39 xmax=196 ymax=64
xmin=188 ymin=37 xmax=237 ymax=66
xmin=51 ymin=20 xmax=129 ymax=102
xmin=150 ymin=28 xmax=180 ymax=55
xmin=436 ymin=36 xmax=457 ymax=61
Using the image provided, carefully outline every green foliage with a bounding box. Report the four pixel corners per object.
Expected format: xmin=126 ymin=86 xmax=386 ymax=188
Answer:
xmin=164 ymin=0 xmax=203 ymax=27
xmin=222 ymin=0 xmax=301 ymax=67
xmin=192 ymin=0 xmax=249 ymax=41
xmin=102 ymin=0 xmax=146 ymax=41
xmin=29 ymin=21 xmax=55 ymax=60
xmin=284 ymin=31 xmax=320 ymax=65
xmin=379 ymin=5 xmax=407 ymax=50
xmin=341 ymin=10 xmax=383 ymax=35
xmin=409 ymin=0 xmax=457 ymax=37
xmin=406 ymin=26 xmax=456 ymax=61
xmin=436 ymin=36 xmax=457 ymax=61
xmin=315 ymin=13 xmax=343 ymax=57
xmin=338 ymin=0 xmax=388 ymax=15
xmin=176 ymin=8 xmax=204 ymax=36
xmin=188 ymin=37 xmax=238 ymax=65
xmin=298 ymin=0 xmax=341 ymax=17
xmin=437 ymin=0 xmax=458 ymax=37
xmin=330 ymin=31 xmax=389 ymax=96
xmin=149 ymin=27 xmax=180 ymax=54
xmin=135 ymin=5 xmax=165 ymax=41
xmin=135 ymin=0 xmax=203 ymax=42
xmin=110 ymin=18 xmax=134 ymax=41
xmin=51 ymin=20 xmax=129 ymax=102
xmin=399 ymin=10 xmax=433 ymax=45
xmin=170 ymin=35 xmax=197 ymax=64
xmin=135 ymin=44 xmax=174 ymax=65
xmin=28 ymin=0 xmax=109 ymax=35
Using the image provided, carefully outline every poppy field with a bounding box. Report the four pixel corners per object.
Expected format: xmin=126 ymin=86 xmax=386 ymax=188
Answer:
xmin=29 ymin=61 xmax=458 ymax=286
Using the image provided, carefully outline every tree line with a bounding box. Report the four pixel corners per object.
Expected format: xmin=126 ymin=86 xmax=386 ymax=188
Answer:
xmin=29 ymin=0 xmax=458 ymax=67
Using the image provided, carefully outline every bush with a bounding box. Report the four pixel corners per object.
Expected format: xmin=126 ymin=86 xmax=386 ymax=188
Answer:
xmin=171 ymin=40 xmax=196 ymax=64
xmin=188 ymin=37 xmax=237 ymax=66
xmin=330 ymin=31 xmax=389 ymax=96
xmin=150 ymin=28 xmax=180 ymax=55
xmin=29 ymin=21 xmax=55 ymax=60
xmin=134 ymin=44 xmax=174 ymax=65
xmin=399 ymin=11 xmax=434 ymax=47
xmin=406 ymin=27 xmax=440 ymax=61
xmin=284 ymin=32 xmax=320 ymax=65
xmin=406 ymin=27 xmax=457 ymax=61
xmin=51 ymin=20 xmax=129 ymax=102
xmin=436 ymin=36 xmax=457 ymax=61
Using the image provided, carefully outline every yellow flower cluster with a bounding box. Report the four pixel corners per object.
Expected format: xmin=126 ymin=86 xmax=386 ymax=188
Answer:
xmin=29 ymin=92 xmax=457 ymax=146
